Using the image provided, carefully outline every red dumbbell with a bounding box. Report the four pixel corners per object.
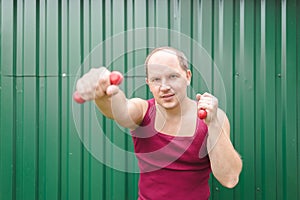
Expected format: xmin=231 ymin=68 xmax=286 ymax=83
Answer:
xmin=73 ymin=71 xmax=123 ymax=104
xmin=198 ymin=108 xmax=207 ymax=119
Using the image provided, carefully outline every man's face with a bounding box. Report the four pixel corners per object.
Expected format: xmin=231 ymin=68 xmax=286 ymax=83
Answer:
xmin=146 ymin=50 xmax=191 ymax=110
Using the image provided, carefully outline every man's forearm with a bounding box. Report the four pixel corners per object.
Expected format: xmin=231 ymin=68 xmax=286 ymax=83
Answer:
xmin=207 ymin=111 xmax=242 ymax=188
xmin=95 ymin=90 xmax=128 ymax=120
xmin=94 ymin=90 xmax=141 ymax=129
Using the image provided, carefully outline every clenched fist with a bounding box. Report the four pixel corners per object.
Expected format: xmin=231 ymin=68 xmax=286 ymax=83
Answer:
xmin=75 ymin=67 xmax=120 ymax=102
xmin=196 ymin=93 xmax=219 ymax=124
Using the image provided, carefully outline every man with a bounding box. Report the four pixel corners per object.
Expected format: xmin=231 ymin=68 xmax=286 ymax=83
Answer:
xmin=75 ymin=47 xmax=242 ymax=200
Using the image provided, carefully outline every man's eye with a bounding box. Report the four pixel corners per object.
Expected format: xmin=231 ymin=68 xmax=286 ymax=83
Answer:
xmin=151 ymin=78 xmax=161 ymax=82
xmin=170 ymin=74 xmax=178 ymax=79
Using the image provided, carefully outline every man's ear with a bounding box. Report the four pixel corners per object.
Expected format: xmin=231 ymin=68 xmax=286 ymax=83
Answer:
xmin=186 ymin=70 xmax=192 ymax=85
xmin=145 ymin=78 xmax=153 ymax=93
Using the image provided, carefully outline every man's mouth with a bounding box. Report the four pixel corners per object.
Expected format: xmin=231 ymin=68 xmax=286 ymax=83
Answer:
xmin=161 ymin=94 xmax=175 ymax=99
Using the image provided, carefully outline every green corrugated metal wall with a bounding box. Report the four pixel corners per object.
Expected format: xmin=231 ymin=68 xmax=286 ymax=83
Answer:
xmin=0 ymin=0 xmax=299 ymax=199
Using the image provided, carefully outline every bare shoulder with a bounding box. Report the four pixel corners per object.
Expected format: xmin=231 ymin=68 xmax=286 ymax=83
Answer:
xmin=128 ymin=98 xmax=148 ymax=113
xmin=127 ymin=98 xmax=149 ymax=129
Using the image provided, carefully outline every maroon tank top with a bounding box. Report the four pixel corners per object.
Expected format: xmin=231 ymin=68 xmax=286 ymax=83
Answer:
xmin=131 ymin=99 xmax=211 ymax=200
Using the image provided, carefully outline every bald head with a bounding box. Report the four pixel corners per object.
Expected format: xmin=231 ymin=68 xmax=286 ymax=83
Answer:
xmin=145 ymin=47 xmax=189 ymax=77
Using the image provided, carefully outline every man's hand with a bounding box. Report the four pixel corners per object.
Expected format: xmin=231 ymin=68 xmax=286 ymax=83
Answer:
xmin=196 ymin=93 xmax=219 ymax=124
xmin=75 ymin=67 xmax=120 ymax=102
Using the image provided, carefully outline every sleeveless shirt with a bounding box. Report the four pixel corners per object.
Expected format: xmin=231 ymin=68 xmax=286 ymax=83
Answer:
xmin=131 ymin=98 xmax=211 ymax=200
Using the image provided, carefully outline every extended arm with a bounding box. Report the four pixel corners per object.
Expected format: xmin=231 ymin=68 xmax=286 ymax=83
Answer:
xmin=95 ymin=89 xmax=146 ymax=129
xmin=75 ymin=67 xmax=147 ymax=130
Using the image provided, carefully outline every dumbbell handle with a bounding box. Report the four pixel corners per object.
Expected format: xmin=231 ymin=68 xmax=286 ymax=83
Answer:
xmin=73 ymin=71 xmax=123 ymax=104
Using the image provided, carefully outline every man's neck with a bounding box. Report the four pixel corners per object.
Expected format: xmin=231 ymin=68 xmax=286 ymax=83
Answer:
xmin=157 ymin=97 xmax=192 ymax=119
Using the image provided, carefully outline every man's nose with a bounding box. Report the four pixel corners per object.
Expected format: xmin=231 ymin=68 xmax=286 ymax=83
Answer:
xmin=160 ymin=80 xmax=171 ymax=90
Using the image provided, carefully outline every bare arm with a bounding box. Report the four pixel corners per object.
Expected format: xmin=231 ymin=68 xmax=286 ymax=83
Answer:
xmin=197 ymin=93 xmax=242 ymax=188
xmin=76 ymin=67 xmax=147 ymax=130
xmin=207 ymin=109 xmax=242 ymax=188
xmin=95 ymin=90 xmax=147 ymax=130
